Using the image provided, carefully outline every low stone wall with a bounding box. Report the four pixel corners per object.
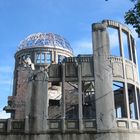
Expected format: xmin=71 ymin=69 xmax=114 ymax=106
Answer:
xmin=0 ymin=132 xmax=140 ymax=140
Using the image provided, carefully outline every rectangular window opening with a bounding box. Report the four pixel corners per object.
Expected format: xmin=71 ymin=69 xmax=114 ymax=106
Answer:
xmin=82 ymin=81 xmax=96 ymax=119
xmin=41 ymin=53 xmax=45 ymax=63
xmin=122 ymin=31 xmax=131 ymax=60
xmin=107 ymin=27 xmax=121 ymax=57
xmin=128 ymin=84 xmax=138 ymax=119
xmin=46 ymin=52 xmax=51 ymax=64
xmin=131 ymin=36 xmax=136 ymax=63
xmin=36 ymin=53 xmax=41 ymax=64
xmin=113 ymin=81 xmax=127 ymax=118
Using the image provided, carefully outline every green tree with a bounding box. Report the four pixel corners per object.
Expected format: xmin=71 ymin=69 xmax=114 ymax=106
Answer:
xmin=124 ymin=0 xmax=140 ymax=37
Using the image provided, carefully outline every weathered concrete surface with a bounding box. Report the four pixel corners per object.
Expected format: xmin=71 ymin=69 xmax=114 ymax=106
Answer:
xmin=0 ymin=132 xmax=140 ymax=140
xmin=25 ymin=70 xmax=49 ymax=133
xmin=92 ymin=23 xmax=116 ymax=131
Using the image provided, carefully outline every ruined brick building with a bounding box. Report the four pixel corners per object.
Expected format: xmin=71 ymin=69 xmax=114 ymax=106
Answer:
xmin=0 ymin=20 xmax=140 ymax=140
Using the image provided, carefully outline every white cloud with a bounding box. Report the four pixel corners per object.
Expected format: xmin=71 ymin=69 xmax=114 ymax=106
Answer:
xmin=0 ymin=110 xmax=10 ymax=119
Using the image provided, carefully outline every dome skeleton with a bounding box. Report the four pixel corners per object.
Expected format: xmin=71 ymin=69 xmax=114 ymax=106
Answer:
xmin=18 ymin=33 xmax=73 ymax=53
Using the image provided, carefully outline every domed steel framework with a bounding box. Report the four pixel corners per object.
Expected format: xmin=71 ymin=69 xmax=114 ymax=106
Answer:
xmin=18 ymin=33 xmax=73 ymax=53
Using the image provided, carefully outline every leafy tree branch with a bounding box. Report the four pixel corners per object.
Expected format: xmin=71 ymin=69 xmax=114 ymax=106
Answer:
xmin=124 ymin=1 xmax=140 ymax=37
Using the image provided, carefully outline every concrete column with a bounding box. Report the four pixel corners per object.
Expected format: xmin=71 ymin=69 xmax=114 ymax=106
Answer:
xmin=25 ymin=73 xmax=34 ymax=132
xmin=7 ymin=119 xmax=12 ymax=132
xmin=78 ymin=64 xmax=83 ymax=132
xmin=134 ymin=86 xmax=140 ymax=119
xmin=28 ymin=70 xmax=49 ymax=133
xmin=51 ymin=50 xmax=54 ymax=62
xmin=34 ymin=52 xmax=37 ymax=64
xmin=118 ymin=26 xmax=123 ymax=57
xmin=25 ymin=116 xmax=29 ymax=133
xmin=92 ymin=23 xmax=116 ymax=131
xmin=128 ymin=32 xmax=140 ymax=120
xmin=54 ymin=51 xmax=57 ymax=63
xmin=62 ymin=63 xmax=66 ymax=132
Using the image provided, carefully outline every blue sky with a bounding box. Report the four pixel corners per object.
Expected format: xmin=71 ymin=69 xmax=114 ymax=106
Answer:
xmin=0 ymin=0 xmax=139 ymax=118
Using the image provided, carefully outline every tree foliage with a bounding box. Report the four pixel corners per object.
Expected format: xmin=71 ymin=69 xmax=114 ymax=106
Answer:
xmin=129 ymin=0 xmax=137 ymax=2
xmin=124 ymin=1 xmax=140 ymax=37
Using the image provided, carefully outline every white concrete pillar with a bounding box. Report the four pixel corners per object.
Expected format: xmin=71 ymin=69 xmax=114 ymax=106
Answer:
xmin=92 ymin=23 xmax=116 ymax=131
xmin=25 ymin=116 xmax=29 ymax=133
xmin=7 ymin=119 xmax=12 ymax=132
xmin=78 ymin=64 xmax=83 ymax=132
xmin=28 ymin=70 xmax=49 ymax=133
xmin=62 ymin=63 xmax=66 ymax=132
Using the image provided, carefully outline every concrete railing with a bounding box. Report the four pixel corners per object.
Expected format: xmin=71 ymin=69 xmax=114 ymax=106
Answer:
xmin=0 ymin=119 xmax=25 ymax=133
xmin=0 ymin=118 xmax=140 ymax=133
xmin=0 ymin=119 xmax=96 ymax=133
xmin=116 ymin=118 xmax=140 ymax=130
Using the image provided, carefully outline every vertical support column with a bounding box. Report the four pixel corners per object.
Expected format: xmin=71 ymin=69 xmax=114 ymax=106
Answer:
xmin=118 ymin=26 xmax=123 ymax=57
xmin=92 ymin=23 xmax=116 ymax=131
xmin=7 ymin=119 xmax=12 ymax=133
xmin=128 ymin=32 xmax=140 ymax=120
xmin=78 ymin=64 xmax=83 ymax=132
xmin=62 ymin=63 xmax=66 ymax=132
xmin=54 ymin=51 xmax=57 ymax=63
xmin=44 ymin=52 xmax=46 ymax=63
xmin=40 ymin=51 xmax=42 ymax=63
xmin=25 ymin=76 xmax=33 ymax=133
xmin=34 ymin=52 xmax=36 ymax=64
xmin=25 ymin=116 xmax=29 ymax=133
xmin=134 ymin=86 xmax=140 ymax=120
xmin=51 ymin=51 xmax=54 ymax=63
xmin=28 ymin=70 xmax=49 ymax=133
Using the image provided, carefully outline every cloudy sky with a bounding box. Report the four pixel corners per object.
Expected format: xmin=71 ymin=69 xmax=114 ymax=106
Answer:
xmin=0 ymin=0 xmax=139 ymax=118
